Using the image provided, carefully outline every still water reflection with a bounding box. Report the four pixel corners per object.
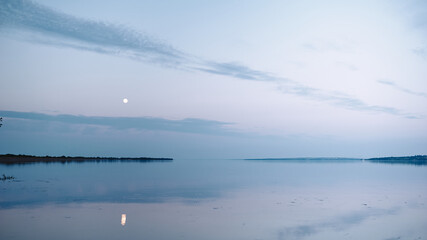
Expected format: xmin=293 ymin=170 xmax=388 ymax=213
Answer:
xmin=0 ymin=158 xmax=426 ymax=239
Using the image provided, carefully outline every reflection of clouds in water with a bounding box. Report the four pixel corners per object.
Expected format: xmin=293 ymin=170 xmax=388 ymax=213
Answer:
xmin=278 ymin=207 xmax=400 ymax=240
xmin=279 ymin=225 xmax=318 ymax=239
xmin=384 ymin=237 xmax=401 ymax=240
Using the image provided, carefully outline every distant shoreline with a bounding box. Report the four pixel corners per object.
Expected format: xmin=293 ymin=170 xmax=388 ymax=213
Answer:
xmin=0 ymin=154 xmax=173 ymax=165
xmin=245 ymin=155 xmax=427 ymax=166
xmin=245 ymin=157 xmax=361 ymax=161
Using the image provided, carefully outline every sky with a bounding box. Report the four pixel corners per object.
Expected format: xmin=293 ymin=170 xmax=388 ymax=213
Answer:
xmin=0 ymin=0 xmax=426 ymax=159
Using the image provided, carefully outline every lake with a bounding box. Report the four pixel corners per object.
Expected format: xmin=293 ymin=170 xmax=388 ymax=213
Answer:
xmin=1 ymin=158 xmax=426 ymax=240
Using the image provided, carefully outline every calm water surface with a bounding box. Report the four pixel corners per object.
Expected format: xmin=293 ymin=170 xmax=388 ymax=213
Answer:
xmin=1 ymin=159 xmax=426 ymax=240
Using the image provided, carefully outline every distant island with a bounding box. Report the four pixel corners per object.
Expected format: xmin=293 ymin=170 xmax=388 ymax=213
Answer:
xmin=245 ymin=157 xmax=361 ymax=161
xmin=365 ymin=155 xmax=427 ymax=166
xmin=0 ymin=154 xmax=173 ymax=165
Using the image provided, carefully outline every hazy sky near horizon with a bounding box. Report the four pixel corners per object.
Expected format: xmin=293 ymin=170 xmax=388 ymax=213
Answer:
xmin=0 ymin=0 xmax=426 ymax=158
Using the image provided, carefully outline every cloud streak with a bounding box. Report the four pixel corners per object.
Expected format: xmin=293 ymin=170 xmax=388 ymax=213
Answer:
xmin=0 ymin=0 xmax=419 ymax=118
xmin=378 ymin=80 xmax=427 ymax=98
xmin=413 ymin=47 xmax=427 ymax=60
xmin=0 ymin=0 xmax=187 ymax=66
xmin=0 ymin=110 xmax=234 ymax=135
xmin=195 ymin=61 xmax=276 ymax=81
xmin=277 ymin=80 xmax=423 ymax=119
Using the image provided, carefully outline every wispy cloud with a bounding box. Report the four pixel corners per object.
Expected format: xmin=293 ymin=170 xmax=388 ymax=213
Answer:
xmin=0 ymin=0 xmax=186 ymax=66
xmin=336 ymin=61 xmax=358 ymax=71
xmin=0 ymin=0 xmax=419 ymax=118
xmin=378 ymin=79 xmax=427 ymax=98
xmin=278 ymin=81 xmax=421 ymax=119
xmin=0 ymin=110 xmax=234 ymax=135
xmin=195 ymin=61 xmax=276 ymax=81
xmin=413 ymin=47 xmax=427 ymax=60
xmin=405 ymin=1 xmax=427 ymax=32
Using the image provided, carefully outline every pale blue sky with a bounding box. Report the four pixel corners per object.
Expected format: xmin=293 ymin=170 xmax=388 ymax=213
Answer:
xmin=0 ymin=0 xmax=426 ymax=158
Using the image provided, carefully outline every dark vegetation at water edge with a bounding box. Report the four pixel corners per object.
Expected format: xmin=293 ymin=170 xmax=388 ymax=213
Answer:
xmin=0 ymin=154 xmax=173 ymax=165
xmin=365 ymin=155 xmax=427 ymax=166
xmin=1 ymin=174 xmax=15 ymax=181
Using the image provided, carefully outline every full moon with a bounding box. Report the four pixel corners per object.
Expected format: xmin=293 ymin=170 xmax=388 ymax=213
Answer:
xmin=123 ymin=98 xmax=128 ymax=104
